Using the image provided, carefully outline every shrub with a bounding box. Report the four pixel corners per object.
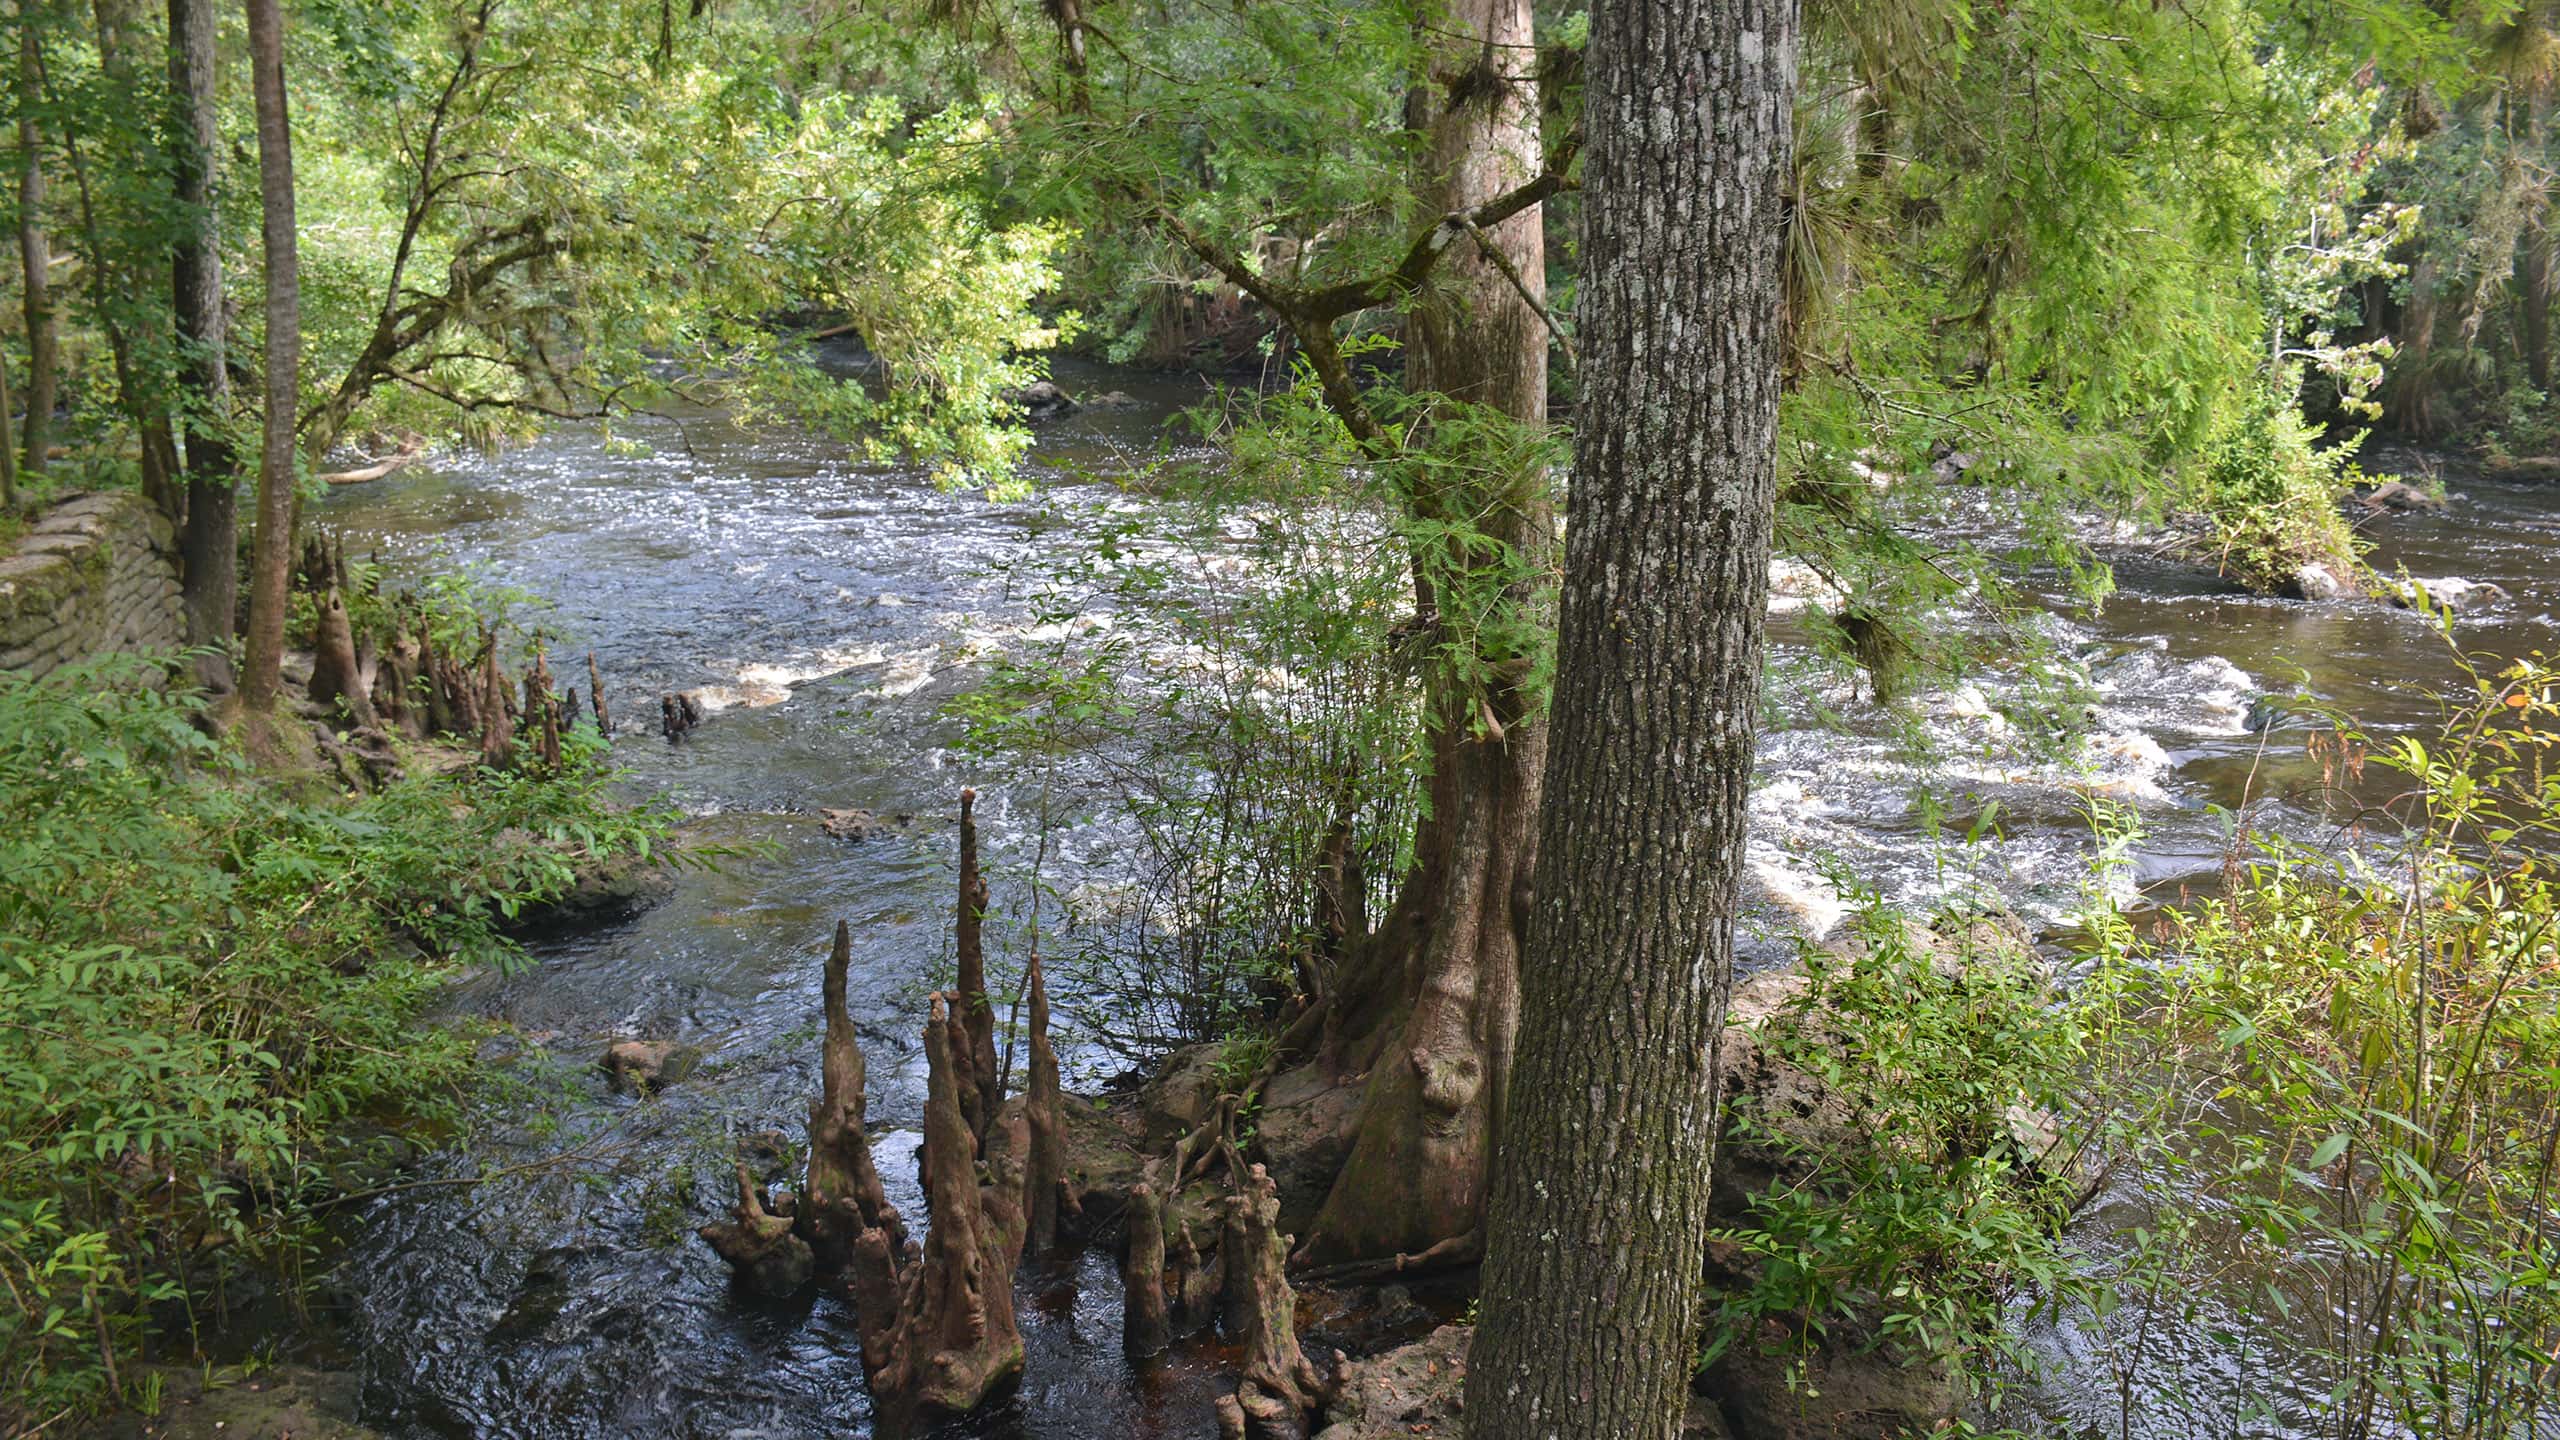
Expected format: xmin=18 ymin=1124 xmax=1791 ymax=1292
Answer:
xmin=2074 ymin=653 xmax=2560 ymax=1438
xmin=0 ymin=656 xmax=674 ymax=1422
xmin=2198 ymin=383 xmax=2365 ymax=595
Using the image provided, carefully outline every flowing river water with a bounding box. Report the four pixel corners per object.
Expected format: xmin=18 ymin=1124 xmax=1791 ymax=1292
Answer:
xmin=309 ymin=364 xmax=2560 ymax=1439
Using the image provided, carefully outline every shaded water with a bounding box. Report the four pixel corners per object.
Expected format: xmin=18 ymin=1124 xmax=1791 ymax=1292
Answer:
xmin=315 ymin=374 xmax=2560 ymax=1438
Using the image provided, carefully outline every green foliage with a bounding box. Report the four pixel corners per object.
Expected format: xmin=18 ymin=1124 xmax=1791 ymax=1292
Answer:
xmin=2070 ymin=655 xmax=2560 ymax=1438
xmin=1709 ymin=900 xmax=2090 ymax=1378
xmin=947 ymin=437 xmax=1423 ymax=1061
xmin=2198 ymin=381 xmax=2367 ymax=594
xmin=0 ymin=656 xmax=675 ymax=1421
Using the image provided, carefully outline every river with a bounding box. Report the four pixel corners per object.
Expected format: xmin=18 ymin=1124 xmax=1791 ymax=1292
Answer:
xmin=310 ymin=363 xmax=2560 ymax=1439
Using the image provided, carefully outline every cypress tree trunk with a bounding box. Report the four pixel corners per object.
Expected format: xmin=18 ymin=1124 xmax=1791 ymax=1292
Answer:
xmin=240 ymin=0 xmax=299 ymax=742
xmin=0 ymin=325 xmax=15 ymax=507
xmin=16 ymin=12 xmax=56 ymax=480
xmin=1294 ymin=0 xmax=1554 ymax=1269
xmin=1465 ymin=0 xmax=1799 ymax=1427
xmin=2524 ymin=196 xmax=2552 ymax=393
xmin=170 ymin=0 xmax=239 ymax=659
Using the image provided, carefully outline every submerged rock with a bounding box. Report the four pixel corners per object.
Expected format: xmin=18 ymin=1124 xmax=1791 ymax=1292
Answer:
xmin=1012 ymin=380 xmax=1078 ymax=419
xmin=110 ymin=1364 xmax=379 ymax=1440
xmin=599 ymin=1038 xmax=702 ymax=1095
xmin=2390 ymin=575 xmax=2510 ymax=614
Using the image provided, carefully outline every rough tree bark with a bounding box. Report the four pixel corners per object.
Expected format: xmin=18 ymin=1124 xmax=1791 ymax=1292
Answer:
xmin=2525 ymin=195 xmax=2552 ymax=392
xmin=1463 ymin=0 xmax=1799 ymax=1426
xmin=804 ymin=918 xmax=902 ymax=1269
xmin=2388 ymin=255 xmax=2442 ymax=437
xmin=954 ymin=786 xmax=1001 ymax=1147
xmin=1216 ymin=1163 xmax=1333 ymax=1440
xmin=169 ymin=0 xmax=239 ymax=663
xmin=1291 ymin=0 xmax=1555 ymax=1271
xmin=844 ymin=992 xmax=1025 ymax=1433
xmin=1021 ymin=944 xmax=1070 ymax=1256
xmin=0 ymin=332 xmax=15 ymax=508
xmin=16 ymin=11 xmax=56 ymax=481
xmin=309 ymin=585 xmax=375 ymax=727
xmin=1121 ymin=1180 xmax=1171 ymax=1357
xmin=239 ymin=0 xmax=299 ymax=746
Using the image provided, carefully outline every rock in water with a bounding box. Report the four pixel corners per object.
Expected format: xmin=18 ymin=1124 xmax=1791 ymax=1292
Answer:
xmin=2391 ymin=575 xmax=2510 ymax=614
xmin=1011 ymin=380 xmax=1077 ymax=419
xmin=2289 ymin=561 xmax=2354 ymax=602
xmin=599 ymin=1038 xmax=701 ymax=1095
xmin=2357 ymin=479 xmax=2449 ymax=513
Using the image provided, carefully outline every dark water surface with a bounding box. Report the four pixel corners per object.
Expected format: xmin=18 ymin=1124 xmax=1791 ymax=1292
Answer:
xmin=315 ymin=379 xmax=2560 ymax=1438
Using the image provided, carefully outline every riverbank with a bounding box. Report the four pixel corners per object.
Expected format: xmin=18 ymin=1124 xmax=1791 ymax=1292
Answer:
xmin=270 ymin=390 xmax=2560 ymax=1438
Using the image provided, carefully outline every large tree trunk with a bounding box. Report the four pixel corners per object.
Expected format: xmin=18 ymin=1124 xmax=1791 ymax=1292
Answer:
xmin=170 ymin=0 xmax=239 ymax=662
xmin=240 ymin=0 xmax=298 ymax=743
xmin=16 ymin=13 xmax=56 ymax=480
xmin=1465 ymin=0 xmax=1799 ymax=1425
xmin=2388 ymin=255 xmax=2442 ymax=437
xmin=1289 ymin=0 xmax=1554 ymax=1271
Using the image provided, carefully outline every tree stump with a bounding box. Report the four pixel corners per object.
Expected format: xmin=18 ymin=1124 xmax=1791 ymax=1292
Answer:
xmin=308 ymin=586 xmax=375 ymax=727
xmin=1216 ymin=1163 xmax=1332 ymax=1440
xmin=1022 ymin=945 xmax=1073 ymax=1256
xmin=698 ymin=1161 xmax=814 ymax=1298
xmin=1122 ymin=1181 xmax=1172 ymax=1358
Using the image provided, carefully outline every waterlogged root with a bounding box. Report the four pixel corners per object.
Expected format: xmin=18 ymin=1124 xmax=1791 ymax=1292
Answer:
xmin=1215 ymin=1163 xmax=1336 ymax=1440
xmin=1122 ymin=1180 xmax=1173 ymax=1358
xmin=697 ymin=1161 xmax=813 ymax=1298
xmin=698 ymin=794 xmax=1033 ymax=1435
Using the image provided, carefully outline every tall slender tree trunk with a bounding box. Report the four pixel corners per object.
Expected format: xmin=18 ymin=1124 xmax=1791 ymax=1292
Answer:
xmin=17 ymin=11 xmax=56 ymax=480
xmin=240 ymin=0 xmax=298 ymax=742
xmin=1293 ymin=0 xmax=1554 ymax=1269
xmin=2389 ymin=255 xmax=2442 ymax=437
xmin=1466 ymin=0 xmax=1799 ymax=1427
xmin=91 ymin=0 xmax=184 ymax=518
xmin=0 ymin=326 xmax=16 ymax=507
xmin=169 ymin=0 xmax=238 ymax=663
xmin=2524 ymin=196 xmax=2552 ymax=393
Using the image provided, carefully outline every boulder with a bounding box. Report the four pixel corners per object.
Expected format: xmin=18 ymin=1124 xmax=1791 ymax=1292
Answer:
xmin=1011 ymin=381 xmax=1077 ymax=420
xmin=2390 ymin=575 xmax=2510 ymax=615
xmin=2356 ymin=479 xmax=2448 ymax=513
xmin=599 ymin=1038 xmax=702 ymax=1095
xmin=1310 ymin=1325 xmax=1734 ymax=1440
xmin=1256 ymin=1063 xmax=1363 ymax=1235
xmin=1699 ymin=1320 xmax=1961 ymax=1440
xmin=1138 ymin=1042 xmax=1227 ymax=1148
xmin=2288 ymin=561 xmax=2355 ymax=601
xmin=820 ymin=806 xmax=883 ymax=841
xmin=2483 ymin=453 xmax=2560 ymax=482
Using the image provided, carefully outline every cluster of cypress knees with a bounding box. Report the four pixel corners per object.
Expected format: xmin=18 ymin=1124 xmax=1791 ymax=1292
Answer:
xmin=697 ymin=790 xmax=1335 ymax=1439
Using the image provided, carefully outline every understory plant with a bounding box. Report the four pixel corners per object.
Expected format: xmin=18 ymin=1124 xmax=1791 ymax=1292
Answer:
xmin=1708 ymin=898 xmax=2093 ymax=1388
xmin=2198 ymin=381 xmax=2367 ymax=596
xmin=0 ymin=655 xmax=676 ymax=1424
xmin=949 ymin=454 xmax=1424 ymax=1063
xmin=2067 ymin=653 xmax=2560 ymax=1438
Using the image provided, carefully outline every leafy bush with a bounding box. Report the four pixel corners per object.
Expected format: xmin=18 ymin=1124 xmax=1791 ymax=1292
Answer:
xmin=2199 ymin=383 xmax=2366 ymax=595
xmin=0 ymin=657 xmax=674 ymax=1422
xmin=2074 ymin=654 xmax=2560 ymax=1439
xmin=1709 ymin=900 xmax=2091 ymax=1376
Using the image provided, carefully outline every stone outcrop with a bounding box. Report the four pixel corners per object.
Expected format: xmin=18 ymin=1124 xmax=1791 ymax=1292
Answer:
xmin=0 ymin=490 xmax=183 ymax=678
